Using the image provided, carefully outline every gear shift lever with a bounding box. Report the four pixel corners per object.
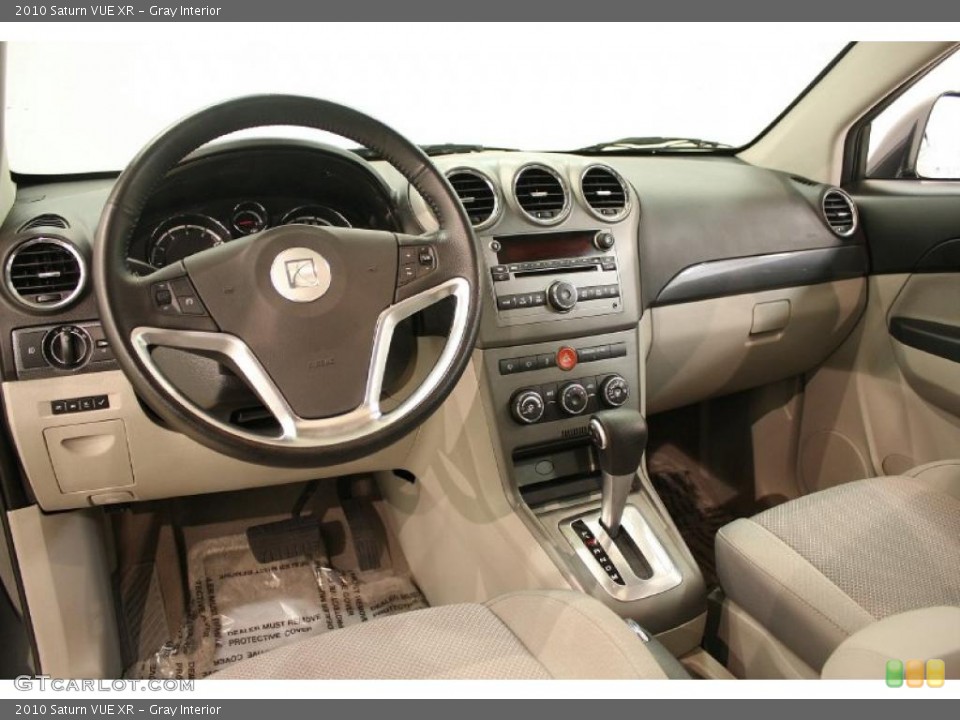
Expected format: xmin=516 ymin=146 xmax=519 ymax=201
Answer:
xmin=589 ymin=409 xmax=648 ymax=537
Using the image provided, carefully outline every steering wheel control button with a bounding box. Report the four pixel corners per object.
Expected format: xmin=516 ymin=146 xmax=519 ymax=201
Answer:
xmin=560 ymin=382 xmax=589 ymax=416
xmin=397 ymin=244 xmax=436 ymax=286
xmin=169 ymin=276 xmax=207 ymax=315
xmin=50 ymin=394 xmax=109 ymax=416
xmin=556 ymin=346 xmax=578 ymax=371
xmin=269 ymin=247 xmax=332 ymax=302
xmin=548 ymin=281 xmax=578 ymax=312
xmin=512 ymin=389 xmax=546 ymax=425
xmin=43 ymin=325 xmax=91 ymax=370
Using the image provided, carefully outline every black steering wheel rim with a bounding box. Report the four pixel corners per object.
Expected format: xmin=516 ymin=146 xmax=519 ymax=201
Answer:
xmin=94 ymin=95 xmax=481 ymax=467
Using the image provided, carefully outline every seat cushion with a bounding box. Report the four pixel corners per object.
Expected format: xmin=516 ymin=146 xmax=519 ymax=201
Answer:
xmin=716 ymin=463 xmax=960 ymax=671
xmin=212 ymin=589 xmax=678 ymax=679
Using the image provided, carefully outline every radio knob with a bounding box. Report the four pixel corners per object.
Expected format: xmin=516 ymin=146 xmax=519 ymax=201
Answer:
xmin=600 ymin=374 xmax=630 ymax=407
xmin=512 ymin=389 xmax=546 ymax=425
xmin=559 ymin=382 xmax=589 ymax=416
xmin=594 ymin=231 xmax=616 ymax=250
xmin=547 ymin=281 xmax=578 ymax=312
xmin=43 ymin=325 xmax=91 ymax=370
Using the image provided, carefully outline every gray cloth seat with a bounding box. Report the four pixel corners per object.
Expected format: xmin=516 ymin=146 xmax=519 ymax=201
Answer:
xmin=716 ymin=460 xmax=960 ymax=672
xmin=213 ymin=589 xmax=683 ymax=679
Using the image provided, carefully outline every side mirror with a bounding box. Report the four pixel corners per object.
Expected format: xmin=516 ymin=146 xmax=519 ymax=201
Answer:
xmin=915 ymin=93 xmax=960 ymax=179
xmin=867 ymin=91 xmax=960 ymax=179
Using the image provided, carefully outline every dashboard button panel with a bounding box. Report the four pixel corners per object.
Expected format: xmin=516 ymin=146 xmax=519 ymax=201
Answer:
xmin=499 ymin=342 xmax=626 ymax=376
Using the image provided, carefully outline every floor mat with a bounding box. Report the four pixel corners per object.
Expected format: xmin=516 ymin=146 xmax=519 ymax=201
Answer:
xmin=650 ymin=470 xmax=740 ymax=588
xmin=126 ymin=531 xmax=427 ymax=679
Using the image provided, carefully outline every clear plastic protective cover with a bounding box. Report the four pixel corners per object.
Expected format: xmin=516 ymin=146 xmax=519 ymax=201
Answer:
xmin=127 ymin=534 xmax=427 ymax=679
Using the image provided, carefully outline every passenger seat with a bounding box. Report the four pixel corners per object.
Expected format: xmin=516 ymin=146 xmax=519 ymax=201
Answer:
xmin=715 ymin=461 xmax=960 ymax=676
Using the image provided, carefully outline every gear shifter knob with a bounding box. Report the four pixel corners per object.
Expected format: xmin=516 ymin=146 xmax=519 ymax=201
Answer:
xmin=589 ymin=409 xmax=648 ymax=536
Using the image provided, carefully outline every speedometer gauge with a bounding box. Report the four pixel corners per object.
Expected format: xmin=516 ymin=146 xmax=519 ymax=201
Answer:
xmin=148 ymin=214 xmax=231 ymax=268
xmin=280 ymin=205 xmax=351 ymax=228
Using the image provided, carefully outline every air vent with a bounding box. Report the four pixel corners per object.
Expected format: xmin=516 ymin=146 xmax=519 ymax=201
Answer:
xmin=821 ymin=189 xmax=858 ymax=237
xmin=446 ymin=169 xmax=500 ymax=228
xmin=581 ymin=165 xmax=629 ymax=221
xmin=514 ymin=165 xmax=569 ymax=224
xmin=5 ymin=238 xmax=86 ymax=310
xmin=789 ymin=175 xmax=818 ymax=188
xmin=18 ymin=214 xmax=70 ymax=232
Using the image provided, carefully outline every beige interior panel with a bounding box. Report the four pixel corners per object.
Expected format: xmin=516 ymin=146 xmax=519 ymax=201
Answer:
xmin=2 ymin=370 xmax=415 ymax=511
xmin=888 ymin=272 xmax=960 ymax=417
xmin=646 ymin=279 xmax=866 ymax=415
xmin=7 ymin=505 xmax=122 ymax=678
xmin=718 ymin=599 xmax=818 ymax=680
xmin=377 ymin=351 xmax=571 ymax=607
xmin=799 ymin=275 xmax=960 ymax=493
xmin=739 ymin=42 xmax=956 ymax=184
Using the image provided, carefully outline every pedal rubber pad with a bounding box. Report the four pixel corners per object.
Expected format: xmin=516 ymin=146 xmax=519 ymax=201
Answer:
xmin=246 ymin=516 xmax=327 ymax=564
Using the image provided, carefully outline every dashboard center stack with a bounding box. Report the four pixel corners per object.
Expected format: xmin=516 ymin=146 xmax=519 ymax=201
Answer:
xmin=487 ymin=229 xmax=622 ymax=326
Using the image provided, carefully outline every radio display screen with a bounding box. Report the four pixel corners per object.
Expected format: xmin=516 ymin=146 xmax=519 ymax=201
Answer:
xmin=495 ymin=231 xmax=597 ymax=264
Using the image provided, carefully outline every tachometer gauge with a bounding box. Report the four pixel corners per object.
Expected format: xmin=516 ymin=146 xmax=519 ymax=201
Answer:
xmin=148 ymin=214 xmax=231 ymax=268
xmin=280 ymin=205 xmax=351 ymax=228
xmin=232 ymin=201 xmax=268 ymax=236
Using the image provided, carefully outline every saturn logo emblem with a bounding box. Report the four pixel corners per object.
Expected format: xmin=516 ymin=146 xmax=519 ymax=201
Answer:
xmin=270 ymin=248 xmax=331 ymax=302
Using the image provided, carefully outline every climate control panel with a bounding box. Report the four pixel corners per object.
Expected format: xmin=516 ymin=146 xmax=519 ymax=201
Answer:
xmin=510 ymin=372 xmax=630 ymax=425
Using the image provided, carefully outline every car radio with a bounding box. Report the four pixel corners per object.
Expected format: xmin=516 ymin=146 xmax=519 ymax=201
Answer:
xmin=485 ymin=229 xmax=622 ymax=326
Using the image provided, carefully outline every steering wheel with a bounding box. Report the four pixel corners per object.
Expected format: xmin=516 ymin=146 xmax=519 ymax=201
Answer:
xmin=94 ymin=95 xmax=481 ymax=467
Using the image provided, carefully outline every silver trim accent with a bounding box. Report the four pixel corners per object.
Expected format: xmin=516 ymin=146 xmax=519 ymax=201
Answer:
xmin=4 ymin=237 xmax=87 ymax=311
xmin=130 ymin=277 xmax=471 ymax=449
xmin=269 ymin=247 xmax=332 ymax=303
xmin=821 ymin=188 xmax=858 ymax=238
xmin=513 ymin=163 xmax=571 ymax=226
xmin=579 ymin=164 xmax=631 ymax=223
xmin=600 ymin=471 xmax=632 ymax=536
xmin=445 ymin=167 xmax=502 ymax=230
xmin=560 ymin=505 xmax=683 ymax=602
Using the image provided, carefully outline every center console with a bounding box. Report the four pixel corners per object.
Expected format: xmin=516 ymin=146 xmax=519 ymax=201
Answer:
xmin=464 ymin=156 xmax=707 ymax=652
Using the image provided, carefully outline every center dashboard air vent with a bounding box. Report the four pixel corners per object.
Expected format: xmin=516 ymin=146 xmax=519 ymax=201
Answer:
xmin=581 ymin=165 xmax=630 ymax=221
xmin=821 ymin=189 xmax=858 ymax=237
xmin=446 ymin=169 xmax=500 ymax=228
xmin=514 ymin=164 xmax=570 ymax=224
xmin=5 ymin=237 xmax=86 ymax=310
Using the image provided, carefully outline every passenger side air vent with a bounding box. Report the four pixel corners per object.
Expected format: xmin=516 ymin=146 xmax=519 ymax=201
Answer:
xmin=18 ymin=214 xmax=70 ymax=232
xmin=581 ymin=165 xmax=629 ymax=221
xmin=5 ymin=238 xmax=86 ymax=310
xmin=446 ymin=169 xmax=500 ymax=228
xmin=821 ymin=189 xmax=858 ymax=237
xmin=514 ymin=165 xmax=570 ymax=224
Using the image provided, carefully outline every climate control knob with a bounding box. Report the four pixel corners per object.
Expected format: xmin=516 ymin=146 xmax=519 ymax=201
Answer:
xmin=511 ymin=389 xmax=546 ymax=425
xmin=600 ymin=374 xmax=630 ymax=407
xmin=559 ymin=382 xmax=589 ymax=416
xmin=547 ymin=281 xmax=578 ymax=312
xmin=43 ymin=325 xmax=91 ymax=370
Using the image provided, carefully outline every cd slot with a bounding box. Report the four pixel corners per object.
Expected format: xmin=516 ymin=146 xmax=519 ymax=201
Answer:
xmin=515 ymin=265 xmax=599 ymax=278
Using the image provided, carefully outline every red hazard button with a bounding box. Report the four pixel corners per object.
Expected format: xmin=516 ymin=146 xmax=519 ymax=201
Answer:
xmin=556 ymin=346 xmax=578 ymax=371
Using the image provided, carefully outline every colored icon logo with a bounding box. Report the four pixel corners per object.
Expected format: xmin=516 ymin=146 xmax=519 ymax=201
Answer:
xmin=886 ymin=659 xmax=946 ymax=688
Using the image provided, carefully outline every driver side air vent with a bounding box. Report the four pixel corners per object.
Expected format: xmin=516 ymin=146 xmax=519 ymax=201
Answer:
xmin=18 ymin=214 xmax=70 ymax=232
xmin=5 ymin=238 xmax=86 ymax=310
xmin=581 ymin=165 xmax=629 ymax=221
xmin=514 ymin=165 xmax=569 ymax=224
xmin=822 ymin=189 xmax=858 ymax=237
xmin=446 ymin=169 xmax=500 ymax=228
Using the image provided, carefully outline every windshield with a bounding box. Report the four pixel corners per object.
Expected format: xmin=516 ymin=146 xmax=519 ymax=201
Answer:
xmin=4 ymin=33 xmax=845 ymax=175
